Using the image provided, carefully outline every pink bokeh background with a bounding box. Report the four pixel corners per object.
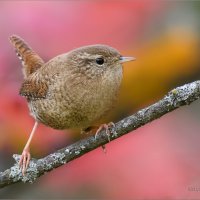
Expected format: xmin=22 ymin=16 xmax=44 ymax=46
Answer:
xmin=0 ymin=1 xmax=200 ymax=199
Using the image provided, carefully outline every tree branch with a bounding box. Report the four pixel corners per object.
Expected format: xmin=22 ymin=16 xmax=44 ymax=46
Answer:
xmin=1 ymin=80 xmax=200 ymax=188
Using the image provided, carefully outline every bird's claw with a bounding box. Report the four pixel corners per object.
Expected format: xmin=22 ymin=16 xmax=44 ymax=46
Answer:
xmin=19 ymin=148 xmax=31 ymax=176
xmin=101 ymin=144 xmax=107 ymax=154
xmin=95 ymin=122 xmax=115 ymax=142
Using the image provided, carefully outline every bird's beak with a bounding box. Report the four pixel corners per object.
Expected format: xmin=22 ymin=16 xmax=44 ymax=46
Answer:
xmin=119 ymin=56 xmax=136 ymax=63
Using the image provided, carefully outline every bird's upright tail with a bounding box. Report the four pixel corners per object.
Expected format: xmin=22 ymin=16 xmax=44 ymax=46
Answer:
xmin=9 ymin=35 xmax=45 ymax=78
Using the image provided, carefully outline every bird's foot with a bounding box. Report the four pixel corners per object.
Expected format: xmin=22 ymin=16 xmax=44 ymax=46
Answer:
xmin=95 ymin=122 xmax=115 ymax=142
xmin=19 ymin=147 xmax=31 ymax=176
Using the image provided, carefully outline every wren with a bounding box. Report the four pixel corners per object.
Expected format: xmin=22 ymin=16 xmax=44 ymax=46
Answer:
xmin=9 ymin=35 xmax=135 ymax=175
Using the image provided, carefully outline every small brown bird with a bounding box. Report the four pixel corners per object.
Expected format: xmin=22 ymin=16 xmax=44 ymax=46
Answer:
xmin=9 ymin=35 xmax=135 ymax=175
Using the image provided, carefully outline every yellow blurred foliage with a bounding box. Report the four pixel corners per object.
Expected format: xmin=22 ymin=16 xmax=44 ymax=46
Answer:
xmin=120 ymin=28 xmax=200 ymax=112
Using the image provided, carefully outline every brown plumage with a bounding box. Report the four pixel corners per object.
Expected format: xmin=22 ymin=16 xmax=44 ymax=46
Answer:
xmin=9 ymin=35 xmax=135 ymax=175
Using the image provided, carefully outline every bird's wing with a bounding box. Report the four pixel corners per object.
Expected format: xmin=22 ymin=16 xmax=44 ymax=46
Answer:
xmin=19 ymin=76 xmax=48 ymax=100
xmin=9 ymin=35 xmax=45 ymax=79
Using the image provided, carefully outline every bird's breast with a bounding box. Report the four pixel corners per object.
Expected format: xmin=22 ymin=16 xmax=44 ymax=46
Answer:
xmin=28 ymin=66 xmax=123 ymax=130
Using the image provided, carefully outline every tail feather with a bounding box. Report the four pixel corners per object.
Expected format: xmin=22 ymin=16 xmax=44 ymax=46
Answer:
xmin=9 ymin=35 xmax=44 ymax=78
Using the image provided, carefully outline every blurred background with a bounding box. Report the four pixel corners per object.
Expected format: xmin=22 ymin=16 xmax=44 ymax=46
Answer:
xmin=0 ymin=0 xmax=200 ymax=199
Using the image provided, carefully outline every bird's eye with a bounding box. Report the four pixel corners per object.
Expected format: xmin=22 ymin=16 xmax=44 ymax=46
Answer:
xmin=95 ymin=57 xmax=104 ymax=65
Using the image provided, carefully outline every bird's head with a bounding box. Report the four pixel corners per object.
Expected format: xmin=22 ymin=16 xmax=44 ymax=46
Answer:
xmin=67 ymin=45 xmax=135 ymax=78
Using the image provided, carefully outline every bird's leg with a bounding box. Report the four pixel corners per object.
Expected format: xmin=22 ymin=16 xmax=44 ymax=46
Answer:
xmin=19 ymin=121 xmax=38 ymax=175
xmin=95 ymin=122 xmax=115 ymax=142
